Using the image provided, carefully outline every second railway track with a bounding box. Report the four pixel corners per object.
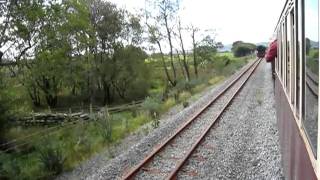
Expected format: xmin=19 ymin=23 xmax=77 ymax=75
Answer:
xmin=122 ymin=58 xmax=263 ymax=180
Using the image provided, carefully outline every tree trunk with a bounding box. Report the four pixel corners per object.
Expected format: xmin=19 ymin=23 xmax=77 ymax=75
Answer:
xmin=178 ymin=21 xmax=190 ymax=81
xmin=164 ymin=15 xmax=177 ymax=85
xmin=175 ymin=50 xmax=186 ymax=80
xmin=157 ymin=41 xmax=175 ymax=87
xmin=28 ymin=85 xmax=41 ymax=107
xmin=192 ymin=30 xmax=198 ymax=78
xmin=102 ymin=80 xmax=113 ymax=105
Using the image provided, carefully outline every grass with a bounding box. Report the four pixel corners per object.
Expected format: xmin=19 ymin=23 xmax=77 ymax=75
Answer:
xmin=1 ymin=110 xmax=153 ymax=179
xmin=0 ymin=52 xmax=253 ymax=179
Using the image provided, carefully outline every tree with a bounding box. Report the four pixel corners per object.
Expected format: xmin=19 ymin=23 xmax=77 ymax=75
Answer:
xmin=176 ymin=19 xmax=190 ymax=81
xmin=0 ymin=0 xmax=14 ymax=60
xmin=145 ymin=6 xmax=176 ymax=87
xmin=145 ymin=0 xmax=180 ymax=86
xmin=190 ymin=25 xmax=200 ymax=78
xmin=11 ymin=0 xmax=94 ymax=108
xmin=158 ymin=0 xmax=179 ymax=86
xmin=88 ymin=0 xmax=124 ymax=104
xmin=89 ymin=0 xmax=147 ymax=105
xmin=232 ymin=41 xmax=256 ymax=57
xmin=0 ymin=69 xmax=10 ymax=142
xmin=112 ymin=45 xmax=150 ymax=100
xmin=9 ymin=0 xmax=48 ymax=106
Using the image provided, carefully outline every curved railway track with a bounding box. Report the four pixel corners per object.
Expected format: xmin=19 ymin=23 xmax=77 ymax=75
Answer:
xmin=306 ymin=68 xmax=318 ymax=97
xmin=122 ymin=58 xmax=263 ymax=180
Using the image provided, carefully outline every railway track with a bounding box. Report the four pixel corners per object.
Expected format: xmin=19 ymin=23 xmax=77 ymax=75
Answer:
xmin=122 ymin=58 xmax=262 ymax=180
xmin=306 ymin=68 xmax=318 ymax=97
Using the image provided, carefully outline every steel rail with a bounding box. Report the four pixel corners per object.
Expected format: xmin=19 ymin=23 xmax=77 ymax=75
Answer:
xmin=122 ymin=58 xmax=261 ymax=180
xmin=167 ymin=58 xmax=262 ymax=180
xmin=306 ymin=75 xmax=318 ymax=97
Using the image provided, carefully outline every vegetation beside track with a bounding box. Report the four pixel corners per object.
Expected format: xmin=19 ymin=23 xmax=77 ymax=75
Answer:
xmin=0 ymin=53 xmax=253 ymax=179
xmin=0 ymin=0 xmax=255 ymax=179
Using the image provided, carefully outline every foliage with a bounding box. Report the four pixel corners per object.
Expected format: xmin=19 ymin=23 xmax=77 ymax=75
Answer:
xmin=161 ymin=98 xmax=176 ymax=112
xmin=141 ymin=97 xmax=162 ymax=117
xmin=39 ymin=147 xmax=65 ymax=175
xmin=182 ymin=101 xmax=189 ymax=108
xmin=179 ymin=91 xmax=192 ymax=102
xmin=96 ymin=111 xmax=113 ymax=142
xmin=0 ymin=71 xmax=10 ymax=140
xmin=112 ymin=45 xmax=150 ymax=100
xmin=232 ymin=41 xmax=256 ymax=57
xmin=0 ymin=0 xmax=257 ymax=179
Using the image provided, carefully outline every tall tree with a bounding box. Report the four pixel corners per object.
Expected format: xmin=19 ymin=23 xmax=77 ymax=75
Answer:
xmin=158 ymin=0 xmax=179 ymax=86
xmin=146 ymin=24 xmax=175 ymax=86
xmin=190 ymin=25 xmax=199 ymax=78
xmin=89 ymin=0 xmax=124 ymax=104
xmin=176 ymin=19 xmax=190 ymax=81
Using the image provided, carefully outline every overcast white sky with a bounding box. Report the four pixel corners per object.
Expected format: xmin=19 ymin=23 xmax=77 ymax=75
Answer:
xmin=109 ymin=0 xmax=287 ymax=45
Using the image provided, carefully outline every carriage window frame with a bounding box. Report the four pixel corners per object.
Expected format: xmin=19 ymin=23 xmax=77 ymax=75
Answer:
xmin=295 ymin=0 xmax=301 ymax=117
xmin=301 ymin=0 xmax=319 ymax=157
xmin=286 ymin=14 xmax=292 ymax=96
xmin=283 ymin=21 xmax=287 ymax=86
xmin=290 ymin=9 xmax=296 ymax=105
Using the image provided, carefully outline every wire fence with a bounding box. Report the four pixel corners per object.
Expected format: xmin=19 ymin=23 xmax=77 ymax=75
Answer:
xmin=14 ymin=100 xmax=144 ymax=126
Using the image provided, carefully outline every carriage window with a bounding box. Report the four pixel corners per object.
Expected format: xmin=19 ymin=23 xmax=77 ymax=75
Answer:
xmin=296 ymin=2 xmax=301 ymax=116
xmin=282 ymin=23 xmax=286 ymax=83
xmin=303 ymin=0 xmax=319 ymax=154
xmin=286 ymin=16 xmax=291 ymax=94
xmin=290 ymin=10 xmax=295 ymax=105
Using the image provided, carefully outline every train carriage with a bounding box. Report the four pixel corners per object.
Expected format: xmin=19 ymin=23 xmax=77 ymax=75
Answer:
xmin=274 ymin=0 xmax=319 ymax=179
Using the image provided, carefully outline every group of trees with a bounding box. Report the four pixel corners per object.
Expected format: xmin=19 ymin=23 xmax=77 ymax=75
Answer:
xmin=0 ymin=0 xmax=222 ymax=109
xmin=144 ymin=0 xmax=221 ymax=85
xmin=231 ymin=41 xmax=256 ymax=57
xmin=1 ymin=0 xmax=150 ymax=108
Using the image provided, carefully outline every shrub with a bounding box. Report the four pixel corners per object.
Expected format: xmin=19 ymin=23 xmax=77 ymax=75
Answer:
xmin=152 ymin=118 xmax=160 ymax=129
xmin=96 ymin=111 xmax=113 ymax=143
xmin=176 ymin=80 xmax=192 ymax=92
xmin=141 ymin=97 xmax=162 ymax=118
xmin=130 ymin=113 xmax=152 ymax=130
xmin=0 ymin=73 xmax=10 ymax=141
xmin=182 ymin=101 xmax=189 ymax=108
xmin=192 ymin=84 xmax=207 ymax=93
xmin=208 ymin=76 xmax=224 ymax=85
xmin=179 ymin=91 xmax=191 ymax=102
xmin=39 ymin=147 xmax=65 ymax=175
xmin=161 ymin=98 xmax=176 ymax=112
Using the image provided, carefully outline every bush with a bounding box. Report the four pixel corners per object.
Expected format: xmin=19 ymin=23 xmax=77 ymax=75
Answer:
xmin=96 ymin=111 xmax=113 ymax=143
xmin=208 ymin=76 xmax=225 ymax=85
xmin=0 ymin=74 xmax=10 ymax=142
xmin=130 ymin=113 xmax=152 ymax=130
xmin=192 ymin=84 xmax=207 ymax=93
xmin=141 ymin=97 xmax=162 ymax=118
xmin=179 ymin=91 xmax=191 ymax=102
xmin=232 ymin=41 xmax=256 ymax=57
xmin=161 ymin=98 xmax=176 ymax=112
xmin=39 ymin=147 xmax=65 ymax=175
xmin=182 ymin=101 xmax=189 ymax=108
xmin=176 ymin=80 xmax=192 ymax=92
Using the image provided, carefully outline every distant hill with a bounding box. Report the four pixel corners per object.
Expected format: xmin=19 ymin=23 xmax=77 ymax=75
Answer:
xmin=218 ymin=42 xmax=269 ymax=52
xmin=310 ymin=39 xmax=319 ymax=48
